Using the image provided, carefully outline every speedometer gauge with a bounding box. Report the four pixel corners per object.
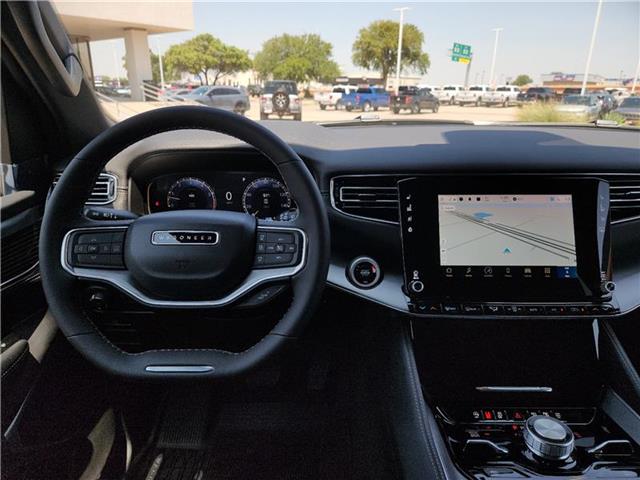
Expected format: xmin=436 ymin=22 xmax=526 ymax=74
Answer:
xmin=242 ymin=177 xmax=298 ymax=221
xmin=167 ymin=177 xmax=216 ymax=210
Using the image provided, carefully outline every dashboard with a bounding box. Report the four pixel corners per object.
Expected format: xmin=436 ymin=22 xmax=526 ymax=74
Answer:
xmin=99 ymin=123 xmax=640 ymax=320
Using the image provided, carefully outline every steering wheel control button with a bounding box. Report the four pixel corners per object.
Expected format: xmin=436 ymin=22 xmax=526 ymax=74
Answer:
xmin=253 ymin=228 xmax=302 ymax=269
xmin=78 ymin=232 xmax=112 ymax=244
xmin=524 ymin=415 xmax=575 ymax=461
xmin=70 ymin=229 xmax=127 ymax=269
xmin=347 ymin=257 xmax=382 ymax=289
xmin=266 ymin=232 xmax=294 ymax=244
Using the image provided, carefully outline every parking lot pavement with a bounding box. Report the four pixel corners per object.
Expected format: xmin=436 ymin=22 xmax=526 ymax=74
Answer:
xmin=245 ymin=98 xmax=519 ymax=123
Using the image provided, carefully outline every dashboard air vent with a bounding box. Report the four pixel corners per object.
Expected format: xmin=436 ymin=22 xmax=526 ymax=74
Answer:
xmin=331 ymin=175 xmax=399 ymax=223
xmin=53 ymin=173 xmax=117 ymax=205
xmin=1 ymin=221 xmax=40 ymax=287
xmin=606 ymin=175 xmax=640 ymax=223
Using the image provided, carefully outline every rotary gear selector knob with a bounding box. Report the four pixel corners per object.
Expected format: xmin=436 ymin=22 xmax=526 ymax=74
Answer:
xmin=523 ymin=415 xmax=575 ymax=461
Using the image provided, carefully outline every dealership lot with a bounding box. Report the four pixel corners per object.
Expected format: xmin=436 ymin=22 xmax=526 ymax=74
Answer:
xmin=244 ymin=98 xmax=519 ymax=123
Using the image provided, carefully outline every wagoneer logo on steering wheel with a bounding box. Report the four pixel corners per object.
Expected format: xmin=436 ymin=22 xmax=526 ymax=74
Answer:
xmin=151 ymin=231 xmax=219 ymax=245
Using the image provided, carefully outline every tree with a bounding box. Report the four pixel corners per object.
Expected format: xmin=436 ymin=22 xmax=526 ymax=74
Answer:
xmin=352 ymin=20 xmax=430 ymax=87
xmin=512 ymin=74 xmax=533 ymax=86
xmin=253 ymin=34 xmax=341 ymax=84
xmin=163 ymin=34 xmax=252 ymax=85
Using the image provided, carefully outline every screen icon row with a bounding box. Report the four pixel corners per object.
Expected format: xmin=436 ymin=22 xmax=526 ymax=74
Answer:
xmin=442 ymin=266 xmax=577 ymax=279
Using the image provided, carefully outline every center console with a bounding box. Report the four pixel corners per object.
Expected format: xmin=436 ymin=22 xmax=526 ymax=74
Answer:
xmin=436 ymin=404 xmax=640 ymax=478
xmin=398 ymin=176 xmax=619 ymax=317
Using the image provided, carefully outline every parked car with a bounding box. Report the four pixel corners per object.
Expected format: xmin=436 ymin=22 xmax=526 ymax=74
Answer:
xmin=555 ymin=94 xmax=601 ymax=121
xmin=391 ymin=88 xmax=439 ymax=114
xmin=316 ymin=85 xmax=357 ymax=110
xmin=182 ymin=86 xmax=250 ymax=114
xmin=482 ymin=85 xmax=521 ymax=107
xmin=247 ymin=84 xmax=263 ymax=97
xmin=615 ymin=96 xmax=640 ymax=123
xmin=457 ymin=85 xmax=490 ymax=106
xmin=606 ymin=87 xmax=631 ymax=100
xmin=260 ymin=80 xmax=301 ymax=120
xmin=517 ymin=87 xmax=556 ymax=103
xmin=167 ymin=89 xmax=191 ymax=97
xmin=416 ymin=84 xmax=440 ymax=93
xmin=562 ymin=87 xmax=583 ymax=97
xmin=95 ymin=85 xmax=122 ymax=97
xmin=435 ymin=85 xmax=464 ymax=105
xmin=341 ymin=86 xmax=390 ymax=112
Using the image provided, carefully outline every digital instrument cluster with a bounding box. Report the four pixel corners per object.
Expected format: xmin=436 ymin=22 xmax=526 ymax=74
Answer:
xmin=147 ymin=172 xmax=299 ymax=222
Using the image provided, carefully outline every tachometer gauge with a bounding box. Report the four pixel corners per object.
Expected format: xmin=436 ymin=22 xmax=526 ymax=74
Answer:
xmin=242 ymin=177 xmax=298 ymax=221
xmin=167 ymin=177 xmax=216 ymax=210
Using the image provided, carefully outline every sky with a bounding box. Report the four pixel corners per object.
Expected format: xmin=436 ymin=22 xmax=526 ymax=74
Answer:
xmin=90 ymin=1 xmax=640 ymax=85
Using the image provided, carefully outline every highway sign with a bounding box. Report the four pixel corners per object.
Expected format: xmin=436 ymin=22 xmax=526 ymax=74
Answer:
xmin=452 ymin=42 xmax=472 ymax=63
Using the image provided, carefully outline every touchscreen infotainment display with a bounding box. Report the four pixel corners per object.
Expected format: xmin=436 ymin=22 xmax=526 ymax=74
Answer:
xmin=399 ymin=176 xmax=610 ymax=302
xmin=438 ymin=194 xmax=577 ymax=271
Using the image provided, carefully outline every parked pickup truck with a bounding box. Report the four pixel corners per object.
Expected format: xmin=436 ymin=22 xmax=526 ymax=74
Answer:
xmin=516 ymin=87 xmax=556 ymax=103
xmin=315 ymin=85 xmax=357 ymax=110
xmin=391 ymin=88 xmax=439 ymax=114
xmin=482 ymin=85 xmax=522 ymax=107
xmin=341 ymin=87 xmax=390 ymax=112
xmin=457 ymin=85 xmax=490 ymax=106
xmin=435 ymin=85 xmax=464 ymax=105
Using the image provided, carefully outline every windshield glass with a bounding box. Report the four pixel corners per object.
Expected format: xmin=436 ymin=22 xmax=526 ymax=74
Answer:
xmin=563 ymin=96 xmax=593 ymax=105
xmin=82 ymin=1 xmax=638 ymax=128
xmin=263 ymin=82 xmax=296 ymax=94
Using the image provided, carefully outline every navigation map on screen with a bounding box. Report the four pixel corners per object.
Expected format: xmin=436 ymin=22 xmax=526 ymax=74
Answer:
xmin=438 ymin=194 xmax=577 ymax=267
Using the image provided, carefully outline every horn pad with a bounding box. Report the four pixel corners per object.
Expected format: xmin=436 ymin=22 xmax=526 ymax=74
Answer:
xmin=124 ymin=210 xmax=256 ymax=300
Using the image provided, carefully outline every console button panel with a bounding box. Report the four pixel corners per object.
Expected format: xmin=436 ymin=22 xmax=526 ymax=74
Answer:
xmin=409 ymin=302 xmax=619 ymax=317
xmin=436 ymin=406 xmax=640 ymax=479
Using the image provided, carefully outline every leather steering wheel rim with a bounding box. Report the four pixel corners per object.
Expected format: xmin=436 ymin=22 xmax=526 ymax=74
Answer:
xmin=39 ymin=106 xmax=330 ymax=380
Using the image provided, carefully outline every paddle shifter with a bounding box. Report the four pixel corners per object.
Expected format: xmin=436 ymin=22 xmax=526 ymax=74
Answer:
xmin=523 ymin=415 xmax=575 ymax=461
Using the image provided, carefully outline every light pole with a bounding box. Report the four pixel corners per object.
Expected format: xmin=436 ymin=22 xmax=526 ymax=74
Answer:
xmin=393 ymin=7 xmax=410 ymax=94
xmin=488 ymin=27 xmax=503 ymax=88
xmin=581 ymin=0 xmax=604 ymax=95
xmin=155 ymin=38 xmax=165 ymax=91
xmin=632 ymin=58 xmax=640 ymax=94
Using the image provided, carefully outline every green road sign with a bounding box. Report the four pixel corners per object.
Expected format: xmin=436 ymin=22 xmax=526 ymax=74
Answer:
xmin=451 ymin=43 xmax=472 ymax=63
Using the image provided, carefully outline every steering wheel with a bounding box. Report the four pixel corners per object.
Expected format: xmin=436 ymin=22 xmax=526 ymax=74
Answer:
xmin=39 ymin=106 xmax=330 ymax=379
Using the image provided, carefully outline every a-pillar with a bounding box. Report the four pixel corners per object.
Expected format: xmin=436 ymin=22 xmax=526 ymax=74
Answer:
xmin=123 ymin=28 xmax=152 ymax=101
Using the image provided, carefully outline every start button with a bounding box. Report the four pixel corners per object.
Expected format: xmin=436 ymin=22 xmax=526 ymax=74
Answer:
xmin=347 ymin=256 xmax=382 ymax=289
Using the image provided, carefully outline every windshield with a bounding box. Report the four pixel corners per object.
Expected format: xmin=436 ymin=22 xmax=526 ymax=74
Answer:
xmin=83 ymin=1 xmax=638 ymax=128
xmin=563 ymin=95 xmax=594 ymax=106
xmin=264 ymin=82 xmax=296 ymax=94
xmin=189 ymin=86 xmax=209 ymax=95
